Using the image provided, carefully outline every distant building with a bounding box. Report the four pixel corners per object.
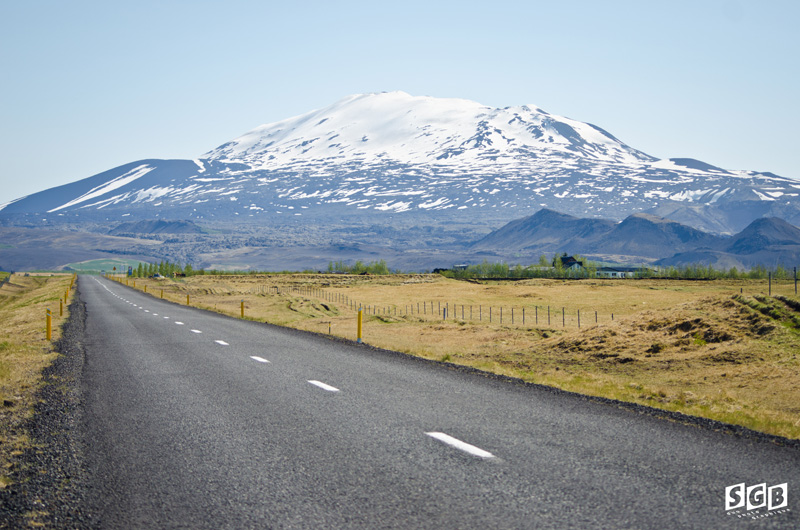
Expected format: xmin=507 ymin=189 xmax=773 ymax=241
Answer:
xmin=558 ymin=256 xmax=584 ymax=270
xmin=596 ymin=266 xmax=648 ymax=278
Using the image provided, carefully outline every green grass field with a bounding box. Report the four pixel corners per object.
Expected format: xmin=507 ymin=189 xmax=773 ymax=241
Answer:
xmin=62 ymin=258 xmax=145 ymax=273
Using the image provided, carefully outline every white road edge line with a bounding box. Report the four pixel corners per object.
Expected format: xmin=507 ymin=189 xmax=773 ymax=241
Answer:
xmin=425 ymin=432 xmax=495 ymax=459
xmin=307 ymin=380 xmax=339 ymax=392
xmin=215 ymin=340 xmax=229 ymax=346
xmin=250 ymin=356 xmax=270 ymax=363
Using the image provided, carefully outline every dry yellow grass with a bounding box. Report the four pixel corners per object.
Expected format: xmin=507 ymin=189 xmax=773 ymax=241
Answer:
xmin=124 ymin=273 xmax=800 ymax=439
xmin=0 ymin=273 xmax=74 ymax=488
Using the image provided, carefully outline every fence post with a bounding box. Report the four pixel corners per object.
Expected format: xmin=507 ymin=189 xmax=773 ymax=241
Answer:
xmin=578 ymin=309 xmax=581 ymax=328
xmin=769 ymin=272 xmax=772 ymax=296
xmin=562 ymin=307 xmax=565 ymax=327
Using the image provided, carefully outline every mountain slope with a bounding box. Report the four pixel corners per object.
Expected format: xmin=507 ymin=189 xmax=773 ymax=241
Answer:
xmin=2 ymin=92 xmax=799 ymax=242
xmin=586 ymin=213 xmax=721 ymax=259
xmin=475 ymin=210 xmax=800 ymax=269
xmin=722 ymin=217 xmax=800 ymax=254
xmin=472 ymin=209 xmax=616 ymax=251
xmin=204 ymin=92 xmax=655 ymax=169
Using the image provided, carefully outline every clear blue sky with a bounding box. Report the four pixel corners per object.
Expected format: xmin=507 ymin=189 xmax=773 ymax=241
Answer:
xmin=1 ymin=0 xmax=798 ymax=204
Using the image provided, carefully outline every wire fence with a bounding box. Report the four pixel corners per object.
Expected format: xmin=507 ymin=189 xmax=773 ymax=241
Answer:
xmin=268 ymin=285 xmax=614 ymax=329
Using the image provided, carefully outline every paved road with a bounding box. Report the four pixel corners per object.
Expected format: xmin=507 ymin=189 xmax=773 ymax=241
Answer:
xmin=80 ymin=276 xmax=799 ymax=528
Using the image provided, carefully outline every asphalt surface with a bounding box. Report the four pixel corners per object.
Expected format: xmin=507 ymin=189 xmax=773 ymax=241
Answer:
xmin=78 ymin=275 xmax=799 ymax=528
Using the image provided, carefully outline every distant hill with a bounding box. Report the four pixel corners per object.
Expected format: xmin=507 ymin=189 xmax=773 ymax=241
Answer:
xmin=475 ymin=209 xmax=800 ymax=269
xmin=587 ymin=213 xmax=719 ymax=259
xmin=471 ymin=209 xmax=615 ymax=252
xmin=656 ymin=217 xmax=800 ymax=269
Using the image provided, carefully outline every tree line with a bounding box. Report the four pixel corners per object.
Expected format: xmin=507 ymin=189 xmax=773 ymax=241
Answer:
xmin=126 ymin=255 xmax=797 ymax=281
xmin=128 ymin=260 xmax=193 ymax=278
xmin=438 ymin=256 xmax=798 ymax=280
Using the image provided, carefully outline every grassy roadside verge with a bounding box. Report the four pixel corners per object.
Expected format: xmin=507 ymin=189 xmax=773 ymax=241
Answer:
xmin=119 ymin=273 xmax=800 ymax=440
xmin=0 ymin=273 xmax=75 ymax=488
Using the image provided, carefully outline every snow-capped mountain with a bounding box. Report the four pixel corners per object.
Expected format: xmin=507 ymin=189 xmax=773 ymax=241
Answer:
xmin=204 ymin=92 xmax=653 ymax=169
xmin=3 ymin=91 xmax=799 ymax=235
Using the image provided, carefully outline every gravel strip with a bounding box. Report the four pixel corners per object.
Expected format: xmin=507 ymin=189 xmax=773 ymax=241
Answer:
xmin=0 ymin=282 xmax=94 ymax=529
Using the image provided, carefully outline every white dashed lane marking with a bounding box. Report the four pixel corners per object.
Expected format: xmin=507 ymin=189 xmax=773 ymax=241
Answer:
xmin=191 ymin=329 xmax=202 ymax=334
xmin=308 ymin=380 xmax=339 ymax=392
xmin=250 ymin=356 xmax=270 ymax=363
xmin=175 ymin=322 xmax=184 ymax=325
xmin=215 ymin=340 xmax=229 ymax=346
xmin=425 ymin=432 xmax=495 ymax=459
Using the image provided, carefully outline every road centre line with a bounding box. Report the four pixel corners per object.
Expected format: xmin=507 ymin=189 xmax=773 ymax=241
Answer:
xmin=425 ymin=432 xmax=495 ymax=459
xmin=250 ymin=356 xmax=270 ymax=363
xmin=191 ymin=329 xmax=202 ymax=334
xmin=175 ymin=322 xmax=184 ymax=325
xmin=307 ymin=380 xmax=339 ymax=392
xmin=215 ymin=340 xmax=229 ymax=346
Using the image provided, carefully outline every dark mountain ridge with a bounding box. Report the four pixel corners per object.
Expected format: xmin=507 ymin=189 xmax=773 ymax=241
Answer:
xmin=474 ymin=209 xmax=800 ymax=269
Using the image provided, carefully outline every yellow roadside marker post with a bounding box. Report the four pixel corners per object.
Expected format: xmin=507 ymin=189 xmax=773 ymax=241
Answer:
xmin=241 ymin=300 xmax=245 ymax=319
xmin=46 ymin=309 xmax=52 ymax=341
xmin=357 ymin=307 xmax=363 ymax=343
xmin=60 ymin=298 xmax=63 ymax=317
xmin=161 ymin=289 xmax=164 ymax=299
xmin=187 ymin=294 xmax=190 ymax=305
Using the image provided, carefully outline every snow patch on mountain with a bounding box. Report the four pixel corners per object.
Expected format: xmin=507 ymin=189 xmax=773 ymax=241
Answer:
xmin=203 ymin=91 xmax=655 ymax=170
xmin=47 ymin=164 xmax=155 ymax=212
